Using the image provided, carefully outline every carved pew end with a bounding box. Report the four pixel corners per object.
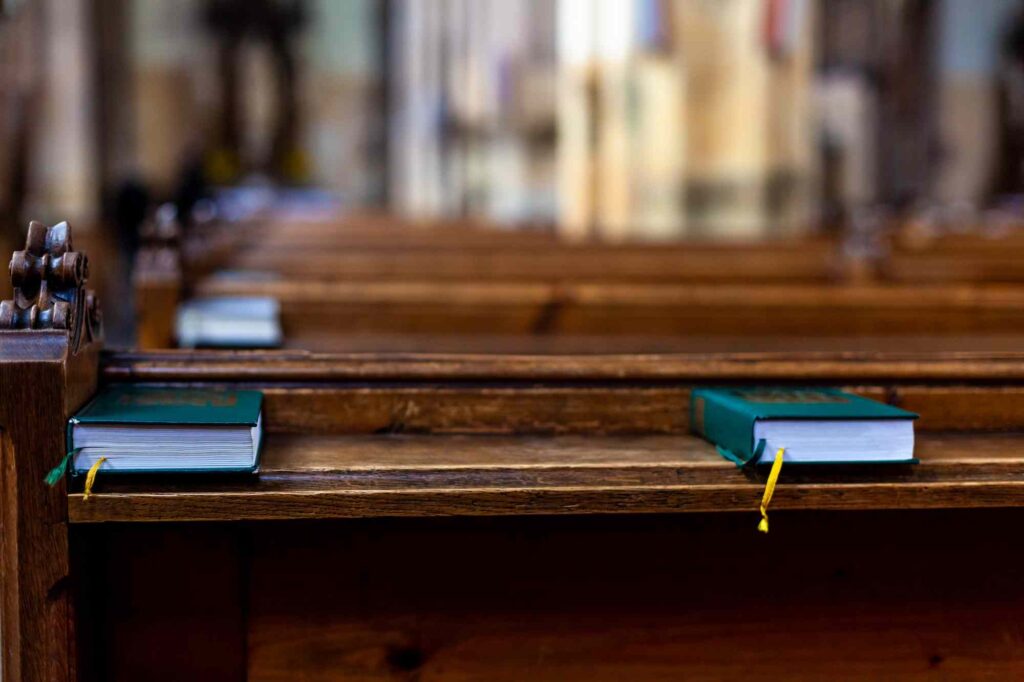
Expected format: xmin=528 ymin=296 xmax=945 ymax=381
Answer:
xmin=1 ymin=220 xmax=102 ymax=348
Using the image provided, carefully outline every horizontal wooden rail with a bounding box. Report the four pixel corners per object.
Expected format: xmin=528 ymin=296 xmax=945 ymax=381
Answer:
xmin=190 ymin=279 xmax=1024 ymax=337
xmin=102 ymin=349 xmax=1024 ymax=382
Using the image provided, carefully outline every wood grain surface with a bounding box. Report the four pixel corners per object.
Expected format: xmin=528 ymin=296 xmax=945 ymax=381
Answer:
xmin=248 ymin=385 xmax=1024 ymax=434
xmin=244 ymin=511 xmax=1024 ymax=680
xmin=101 ymin=348 xmax=1024 ymax=382
xmin=73 ymin=510 xmax=1024 ymax=680
xmin=66 ymin=431 xmax=1024 ymax=522
xmin=261 ymin=331 xmax=1024 ymax=354
xmin=191 ymin=279 xmax=1024 ymax=337
xmin=135 ymin=212 xmax=1024 ymax=351
xmin=72 ymin=525 xmax=247 ymax=682
xmin=76 ymin=349 xmax=1024 ymax=524
xmin=1 ymin=332 xmax=99 ymax=681
xmin=228 ymin=241 xmax=839 ymax=283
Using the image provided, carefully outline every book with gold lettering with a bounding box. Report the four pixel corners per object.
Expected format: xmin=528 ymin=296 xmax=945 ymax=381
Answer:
xmin=691 ymin=388 xmax=916 ymax=466
xmin=67 ymin=386 xmax=263 ymax=474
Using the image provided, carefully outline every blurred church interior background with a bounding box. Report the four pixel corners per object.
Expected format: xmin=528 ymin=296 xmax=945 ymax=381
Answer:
xmin=4 ymin=0 xmax=1024 ymax=345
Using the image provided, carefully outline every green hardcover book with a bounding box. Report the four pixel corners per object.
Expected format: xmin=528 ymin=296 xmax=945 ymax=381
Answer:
xmin=67 ymin=386 xmax=263 ymax=474
xmin=691 ymin=387 xmax=917 ymax=466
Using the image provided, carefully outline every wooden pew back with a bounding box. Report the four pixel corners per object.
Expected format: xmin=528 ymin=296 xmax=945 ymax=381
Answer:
xmin=138 ymin=211 xmax=1024 ymax=351
xmin=65 ymin=348 xmax=1024 ymax=680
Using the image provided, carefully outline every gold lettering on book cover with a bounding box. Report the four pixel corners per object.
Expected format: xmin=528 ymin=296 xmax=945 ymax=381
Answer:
xmin=732 ymin=389 xmax=849 ymax=404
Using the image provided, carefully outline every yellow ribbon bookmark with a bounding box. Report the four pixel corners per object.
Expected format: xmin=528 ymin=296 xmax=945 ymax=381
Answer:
xmin=758 ymin=448 xmax=785 ymax=533
xmin=82 ymin=457 xmax=107 ymax=501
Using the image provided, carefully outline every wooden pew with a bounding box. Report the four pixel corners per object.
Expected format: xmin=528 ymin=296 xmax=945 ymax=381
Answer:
xmin=230 ymin=213 xmax=842 ymax=284
xmin=137 ymin=217 xmax=846 ymax=350
xmin=194 ymin=212 xmax=1024 ymax=287
xmin=133 ymin=209 xmax=855 ymax=348
xmin=191 ymin=273 xmax=1024 ymax=354
xmin=137 ymin=209 xmax=1024 ymax=352
xmin=9 ymin=222 xmax=1024 ymax=679
xmin=886 ymin=224 xmax=1024 ymax=283
xmin=240 ymin=213 xmax=1024 ymax=287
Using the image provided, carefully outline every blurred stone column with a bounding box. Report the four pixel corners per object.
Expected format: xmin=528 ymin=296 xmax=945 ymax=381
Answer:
xmin=131 ymin=0 xmax=202 ymax=194
xmin=25 ymin=0 xmax=100 ymax=226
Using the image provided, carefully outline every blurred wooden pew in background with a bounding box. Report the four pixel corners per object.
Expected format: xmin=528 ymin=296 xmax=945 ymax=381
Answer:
xmin=13 ymin=223 xmax=1024 ymax=677
xmin=130 ymin=208 xmax=1024 ymax=354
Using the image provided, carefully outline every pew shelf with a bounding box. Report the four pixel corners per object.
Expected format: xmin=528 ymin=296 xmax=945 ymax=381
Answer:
xmin=68 ymin=431 xmax=1024 ymax=523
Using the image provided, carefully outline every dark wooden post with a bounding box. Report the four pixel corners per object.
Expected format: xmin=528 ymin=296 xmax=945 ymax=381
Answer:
xmin=0 ymin=220 xmax=102 ymax=682
xmin=133 ymin=209 xmax=182 ymax=349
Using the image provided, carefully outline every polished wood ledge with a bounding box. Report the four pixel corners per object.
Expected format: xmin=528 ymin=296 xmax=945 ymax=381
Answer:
xmin=63 ymin=350 xmax=1024 ymax=523
xmin=68 ymin=431 xmax=1024 ymax=523
xmin=99 ymin=348 xmax=1024 ymax=382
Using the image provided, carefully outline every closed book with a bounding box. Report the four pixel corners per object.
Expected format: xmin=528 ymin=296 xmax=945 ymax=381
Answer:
xmin=68 ymin=386 xmax=263 ymax=474
xmin=175 ymin=296 xmax=282 ymax=349
xmin=691 ymin=387 xmax=917 ymax=465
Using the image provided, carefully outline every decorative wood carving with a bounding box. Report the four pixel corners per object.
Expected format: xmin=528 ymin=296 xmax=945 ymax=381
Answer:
xmin=0 ymin=220 xmax=102 ymax=350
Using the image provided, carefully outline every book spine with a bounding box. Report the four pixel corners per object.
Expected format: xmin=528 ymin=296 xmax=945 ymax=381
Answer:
xmin=691 ymin=390 xmax=758 ymax=463
xmin=65 ymin=419 xmax=76 ymax=460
